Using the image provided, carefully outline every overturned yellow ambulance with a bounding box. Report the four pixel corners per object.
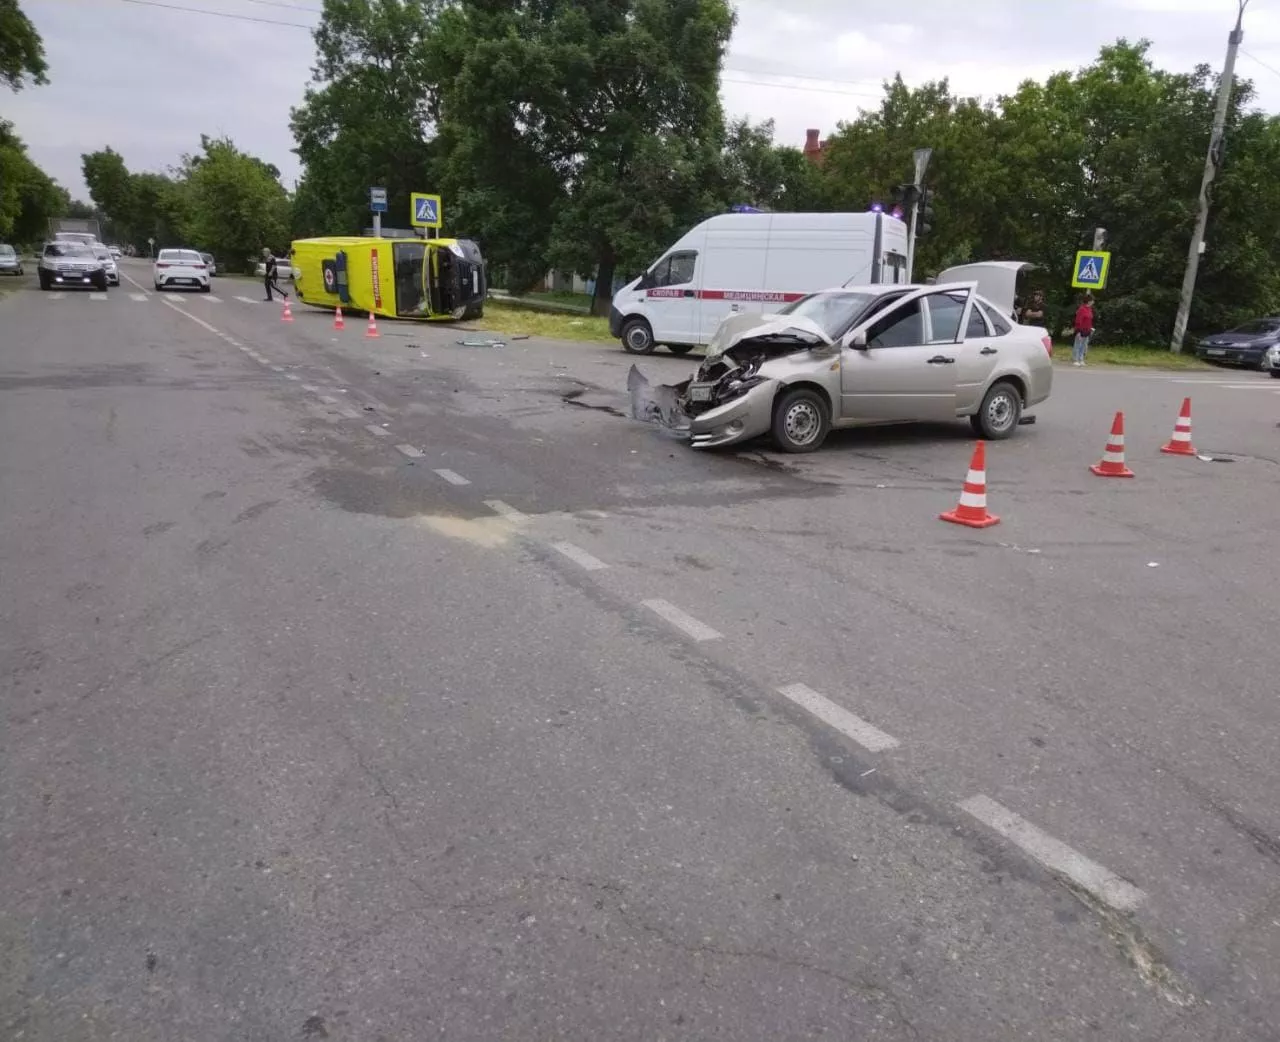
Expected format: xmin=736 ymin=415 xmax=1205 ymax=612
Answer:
xmin=289 ymin=235 xmax=486 ymax=321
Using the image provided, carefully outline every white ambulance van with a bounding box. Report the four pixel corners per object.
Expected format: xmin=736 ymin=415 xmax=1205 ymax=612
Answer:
xmin=608 ymin=211 xmax=910 ymax=354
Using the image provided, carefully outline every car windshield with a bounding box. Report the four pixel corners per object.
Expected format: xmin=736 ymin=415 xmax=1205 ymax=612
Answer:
xmin=159 ymin=250 xmax=201 ymax=263
xmin=775 ymin=291 xmax=881 ymax=339
xmin=1232 ymin=320 xmax=1280 ymax=335
xmin=46 ymin=242 xmax=92 ymax=257
xmin=0 ymin=245 xmax=15 ymax=257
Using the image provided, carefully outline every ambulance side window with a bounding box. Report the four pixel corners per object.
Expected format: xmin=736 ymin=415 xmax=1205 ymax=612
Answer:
xmin=651 ymin=251 xmax=697 ymax=288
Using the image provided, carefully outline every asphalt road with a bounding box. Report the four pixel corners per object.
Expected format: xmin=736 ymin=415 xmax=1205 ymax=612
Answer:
xmin=3 ymin=260 xmax=1280 ymax=1040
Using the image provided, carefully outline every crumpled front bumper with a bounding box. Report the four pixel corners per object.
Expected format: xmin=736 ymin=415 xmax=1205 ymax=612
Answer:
xmin=627 ymin=364 xmax=777 ymax=449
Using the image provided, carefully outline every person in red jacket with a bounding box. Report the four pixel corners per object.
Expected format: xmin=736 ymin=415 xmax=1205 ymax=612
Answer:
xmin=1072 ymin=294 xmax=1095 ymax=366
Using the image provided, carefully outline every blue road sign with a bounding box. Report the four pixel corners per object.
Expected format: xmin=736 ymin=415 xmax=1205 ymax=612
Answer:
xmin=410 ymin=192 xmax=443 ymax=229
xmin=1071 ymin=249 xmax=1111 ymax=290
xmin=369 ymin=186 xmax=388 ymax=214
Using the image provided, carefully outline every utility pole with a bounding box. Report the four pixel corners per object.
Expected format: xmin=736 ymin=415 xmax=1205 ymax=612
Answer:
xmin=905 ymin=147 xmax=932 ymax=282
xmin=1170 ymin=0 xmax=1248 ymax=353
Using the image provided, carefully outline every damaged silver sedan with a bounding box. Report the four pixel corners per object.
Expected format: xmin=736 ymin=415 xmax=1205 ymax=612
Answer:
xmin=629 ymin=280 xmax=1054 ymax=453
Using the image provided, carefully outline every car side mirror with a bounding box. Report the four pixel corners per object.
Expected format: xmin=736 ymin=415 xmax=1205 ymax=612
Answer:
xmin=845 ymin=330 xmax=869 ymax=350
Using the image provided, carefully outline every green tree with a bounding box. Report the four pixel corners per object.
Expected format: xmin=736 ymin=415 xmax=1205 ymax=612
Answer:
xmin=290 ymin=0 xmax=441 ymax=237
xmin=0 ymin=120 xmax=65 ymax=244
xmin=718 ymin=118 xmax=826 ymax=213
xmin=82 ymin=147 xmax=134 ymax=228
xmin=181 ymin=136 xmax=291 ymax=271
xmin=0 ymin=0 xmax=48 ymax=91
xmin=433 ymin=0 xmax=736 ymax=312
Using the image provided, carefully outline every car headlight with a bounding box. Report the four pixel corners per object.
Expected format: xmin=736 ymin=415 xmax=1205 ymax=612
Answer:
xmin=1266 ymin=345 xmax=1280 ymax=363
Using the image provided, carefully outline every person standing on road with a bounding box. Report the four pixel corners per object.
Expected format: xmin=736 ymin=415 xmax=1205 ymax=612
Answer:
xmin=262 ymin=247 xmax=288 ymax=302
xmin=1020 ymin=290 xmax=1046 ymax=326
xmin=1072 ymin=294 xmax=1094 ymax=366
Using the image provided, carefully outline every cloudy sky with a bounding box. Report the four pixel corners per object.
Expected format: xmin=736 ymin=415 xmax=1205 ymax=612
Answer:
xmin=7 ymin=0 xmax=1280 ymax=203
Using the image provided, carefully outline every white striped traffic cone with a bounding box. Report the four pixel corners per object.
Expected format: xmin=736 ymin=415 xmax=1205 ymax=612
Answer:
xmin=281 ymin=298 xmax=293 ymax=323
xmin=940 ymin=441 xmax=1001 ymax=528
xmin=1160 ymin=397 xmax=1197 ymax=456
xmin=365 ymin=312 xmax=379 ymax=339
xmin=333 ymin=305 xmax=345 ymax=331
xmin=1090 ymin=411 xmax=1135 ymax=478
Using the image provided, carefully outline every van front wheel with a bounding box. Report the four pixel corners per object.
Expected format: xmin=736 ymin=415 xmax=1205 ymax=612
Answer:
xmin=621 ymin=318 xmax=656 ymax=355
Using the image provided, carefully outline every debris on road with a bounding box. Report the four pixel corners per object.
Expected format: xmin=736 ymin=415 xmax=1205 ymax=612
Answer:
xmin=457 ymin=336 xmax=506 ymax=348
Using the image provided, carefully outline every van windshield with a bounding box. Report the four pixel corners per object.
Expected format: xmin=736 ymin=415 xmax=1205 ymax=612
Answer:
xmin=776 ymin=291 xmax=881 ymax=339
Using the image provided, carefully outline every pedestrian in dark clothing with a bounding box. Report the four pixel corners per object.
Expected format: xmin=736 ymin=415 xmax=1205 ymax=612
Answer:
xmin=1072 ymin=295 xmax=1094 ymax=366
xmin=262 ymin=247 xmax=288 ymax=302
xmin=1020 ymin=291 xmax=1046 ymax=325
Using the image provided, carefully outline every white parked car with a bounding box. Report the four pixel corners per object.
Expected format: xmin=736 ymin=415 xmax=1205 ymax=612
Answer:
xmin=154 ymin=248 xmax=211 ymax=292
xmin=199 ymin=252 xmax=218 ymax=277
xmin=92 ymin=244 xmax=120 ymax=286
xmin=255 ymin=256 xmax=295 ymax=280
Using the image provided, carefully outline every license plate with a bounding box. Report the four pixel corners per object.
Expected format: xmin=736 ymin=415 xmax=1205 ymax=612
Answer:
xmin=1207 ymin=349 xmax=1225 ymax=356
xmin=689 ymin=385 xmax=712 ymax=402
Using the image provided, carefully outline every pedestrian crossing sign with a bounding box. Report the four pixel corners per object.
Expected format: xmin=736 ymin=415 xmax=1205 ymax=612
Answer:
xmin=410 ymin=192 xmax=442 ymax=229
xmin=1072 ymin=250 xmax=1111 ymax=290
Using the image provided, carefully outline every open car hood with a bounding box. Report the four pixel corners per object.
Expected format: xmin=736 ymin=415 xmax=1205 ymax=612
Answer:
xmin=705 ymin=312 xmax=832 ymax=361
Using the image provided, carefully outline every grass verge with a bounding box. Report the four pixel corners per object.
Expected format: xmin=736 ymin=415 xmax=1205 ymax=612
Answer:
xmin=1051 ymin=343 xmax=1213 ymax=370
xmin=460 ymin=300 xmax=614 ymax=343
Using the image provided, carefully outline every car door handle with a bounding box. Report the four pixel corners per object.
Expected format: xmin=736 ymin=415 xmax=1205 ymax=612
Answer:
xmin=979 ymin=346 xmax=998 ymax=355
xmin=927 ymin=355 xmax=955 ymax=365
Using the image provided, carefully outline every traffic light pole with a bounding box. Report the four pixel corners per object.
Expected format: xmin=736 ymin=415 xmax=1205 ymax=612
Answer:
xmin=1170 ymin=0 xmax=1247 ymax=353
xmin=906 ymin=198 xmax=920 ymax=283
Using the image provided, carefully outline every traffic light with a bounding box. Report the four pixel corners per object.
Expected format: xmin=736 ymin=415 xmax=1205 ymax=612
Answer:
xmin=916 ymin=188 xmax=935 ymax=238
xmin=892 ymin=183 xmax=921 ymax=211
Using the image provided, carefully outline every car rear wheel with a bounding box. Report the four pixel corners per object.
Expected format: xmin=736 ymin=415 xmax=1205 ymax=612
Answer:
xmin=771 ymin=387 xmax=831 ymax=453
xmin=971 ymin=381 xmax=1023 ymax=440
xmin=621 ymin=318 xmax=656 ymax=355
xmin=1270 ymin=370 xmax=1280 ymax=379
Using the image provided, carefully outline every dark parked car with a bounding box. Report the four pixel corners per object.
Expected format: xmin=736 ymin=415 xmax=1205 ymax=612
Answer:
xmin=1195 ymin=317 xmax=1280 ymax=370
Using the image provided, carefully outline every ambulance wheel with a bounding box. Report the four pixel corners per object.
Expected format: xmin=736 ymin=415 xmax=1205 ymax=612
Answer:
xmin=667 ymin=344 xmax=694 ymax=356
xmin=621 ymin=318 xmax=656 ymax=355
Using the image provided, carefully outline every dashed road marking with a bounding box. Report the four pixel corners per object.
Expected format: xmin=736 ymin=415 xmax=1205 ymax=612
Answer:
xmin=205 ymin=295 xmax=222 ymax=303
xmin=46 ymin=292 xmax=65 ymax=301
xmin=485 ymin=500 xmax=527 ymax=521
xmin=395 ymin=444 xmax=424 ymax=458
xmin=318 ymin=394 xmax=339 ymax=405
xmin=337 ymin=406 xmax=360 ymax=419
xmin=642 ymin=599 xmax=722 ymax=642
xmin=235 ymin=295 xmax=260 ymax=305
xmin=552 ymin=541 xmax=608 ymax=571
xmin=300 ymin=384 xmax=320 ymax=393
xmin=129 ymin=292 xmax=147 ymax=302
xmin=89 ymin=292 xmax=108 ymax=301
xmin=776 ymin=683 xmax=900 ymax=752
xmin=365 ymin=424 xmax=391 ymax=437
xmin=434 ymin=468 xmax=470 ymax=486
xmin=958 ymin=795 xmax=1146 ymax=912
xmin=285 ymin=374 xmax=301 ymax=381
xmin=269 ymin=365 xmax=284 ymax=372
xmin=161 ymin=298 xmax=220 ymax=334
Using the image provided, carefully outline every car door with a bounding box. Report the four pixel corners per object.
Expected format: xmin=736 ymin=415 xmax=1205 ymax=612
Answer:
xmin=838 ymin=284 xmax=972 ymax=422
xmin=952 ymin=298 xmax=1004 ymax=412
xmin=643 ymin=250 xmax=699 ymax=345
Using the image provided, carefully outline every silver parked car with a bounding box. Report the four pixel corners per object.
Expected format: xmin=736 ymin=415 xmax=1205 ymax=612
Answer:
xmin=92 ymin=244 xmax=120 ymax=285
xmin=630 ymin=277 xmax=1054 ymax=452
xmin=0 ymin=243 xmax=23 ymax=276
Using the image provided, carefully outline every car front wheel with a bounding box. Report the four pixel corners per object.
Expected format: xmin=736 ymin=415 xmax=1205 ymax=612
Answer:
xmin=621 ymin=318 xmax=656 ymax=355
xmin=971 ymin=381 xmax=1023 ymax=439
xmin=771 ymin=387 xmax=831 ymax=453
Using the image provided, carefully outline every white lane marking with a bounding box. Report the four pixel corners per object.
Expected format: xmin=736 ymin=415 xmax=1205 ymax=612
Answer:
xmin=337 ymin=406 xmax=360 ymax=420
xmin=958 ymin=795 xmax=1146 ymax=912
xmin=269 ymin=364 xmax=284 ymax=372
xmin=776 ymin=683 xmax=901 ymax=752
xmin=205 ymin=295 xmax=222 ymax=303
xmin=642 ymin=599 xmax=722 ymax=642
xmin=235 ymin=295 xmax=260 ymax=304
xmin=395 ymin=444 xmax=424 ymax=458
xmin=300 ymin=384 xmax=320 ymax=393
xmin=552 ymin=542 xmax=608 ymax=571
xmin=318 ymin=394 xmax=339 ymax=405
xmin=161 ymin=298 xmax=220 ymax=334
xmin=89 ymin=292 xmax=108 ymax=301
xmin=121 ymin=272 xmax=150 ymax=294
xmin=129 ymin=292 xmax=147 ymax=302
xmin=285 ymin=374 xmax=301 ymax=381
xmin=365 ymin=424 xmax=391 ymax=437
xmin=46 ymin=292 xmax=65 ymax=300
xmin=434 ymin=468 xmax=470 ymax=486
xmin=485 ymin=500 xmax=527 ymax=521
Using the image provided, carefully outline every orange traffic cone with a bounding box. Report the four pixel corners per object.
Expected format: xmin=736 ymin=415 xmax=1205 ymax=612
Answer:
xmin=940 ymin=441 xmax=1000 ymax=528
xmin=281 ymin=298 xmax=293 ymax=323
xmin=1090 ymin=411 xmax=1135 ymax=478
xmin=365 ymin=312 xmax=379 ymax=339
xmin=1160 ymin=397 xmax=1197 ymax=456
xmin=333 ymin=305 xmax=345 ymax=331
